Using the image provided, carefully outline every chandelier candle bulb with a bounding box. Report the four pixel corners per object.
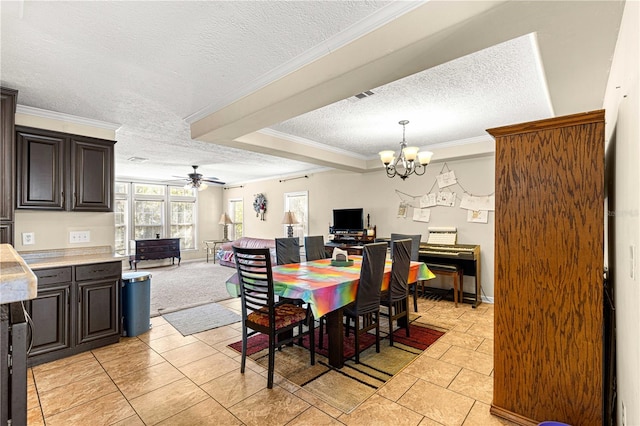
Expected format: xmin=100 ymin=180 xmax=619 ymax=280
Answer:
xmin=403 ymin=146 xmax=419 ymax=161
xmin=379 ymin=150 xmax=395 ymax=165
xmin=418 ymin=151 xmax=433 ymax=165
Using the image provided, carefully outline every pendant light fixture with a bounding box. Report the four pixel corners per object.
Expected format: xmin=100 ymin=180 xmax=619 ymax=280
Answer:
xmin=379 ymin=120 xmax=433 ymax=180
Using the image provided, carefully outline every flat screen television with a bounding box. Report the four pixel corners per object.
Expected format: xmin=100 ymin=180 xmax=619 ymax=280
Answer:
xmin=332 ymin=208 xmax=364 ymax=232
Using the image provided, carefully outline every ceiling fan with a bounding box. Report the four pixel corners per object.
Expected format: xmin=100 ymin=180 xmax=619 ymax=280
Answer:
xmin=173 ymin=165 xmax=225 ymax=190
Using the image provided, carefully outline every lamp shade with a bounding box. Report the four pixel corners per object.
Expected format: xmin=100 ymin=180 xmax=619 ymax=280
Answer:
xmin=218 ymin=213 xmax=233 ymax=225
xmin=281 ymin=211 xmax=298 ymax=225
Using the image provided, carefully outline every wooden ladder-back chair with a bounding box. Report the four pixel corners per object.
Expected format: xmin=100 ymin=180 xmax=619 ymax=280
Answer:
xmin=343 ymin=242 xmax=388 ymax=363
xmin=233 ymin=246 xmax=315 ymax=389
xmin=380 ymin=238 xmax=411 ymax=345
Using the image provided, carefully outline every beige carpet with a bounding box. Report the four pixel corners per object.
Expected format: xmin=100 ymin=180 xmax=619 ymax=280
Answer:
xmin=141 ymin=261 xmax=237 ymax=317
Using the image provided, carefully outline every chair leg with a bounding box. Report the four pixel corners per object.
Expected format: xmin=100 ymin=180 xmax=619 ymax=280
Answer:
xmin=413 ymin=283 xmax=418 ymax=312
xmin=318 ymin=317 xmax=324 ymax=349
xmin=354 ymin=318 xmax=360 ymax=364
xmin=388 ymin=305 xmax=394 ymax=346
xmin=267 ymin=334 xmax=275 ymax=389
xmin=453 ymin=272 xmax=459 ymax=307
xmin=241 ymin=327 xmax=247 ymax=374
xmin=375 ymin=312 xmax=380 ymax=353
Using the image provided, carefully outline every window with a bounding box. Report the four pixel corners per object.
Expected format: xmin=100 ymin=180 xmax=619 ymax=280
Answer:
xmin=228 ymin=198 xmax=243 ymax=240
xmin=115 ymin=181 xmax=198 ymax=254
xmin=284 ymin=191 xmax=308 ymax=242
xmin=114 ymin=183 xmax=129 ymax=254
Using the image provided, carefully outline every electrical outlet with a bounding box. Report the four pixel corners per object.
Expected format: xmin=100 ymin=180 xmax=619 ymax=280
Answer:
xmin=69 ymin=231 xmax=91 ymax=243
xmin=22 ymin=232 xmax=35 ymax=245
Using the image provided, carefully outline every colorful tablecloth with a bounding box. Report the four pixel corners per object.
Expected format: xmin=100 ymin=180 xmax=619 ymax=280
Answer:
xmin=272 ymin=257 xmax=435 ymax=319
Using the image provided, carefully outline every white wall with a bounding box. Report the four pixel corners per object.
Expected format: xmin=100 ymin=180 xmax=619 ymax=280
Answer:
xmin=602 ymin=1 xmax=640 ymax=424
xmin=222 ymin=152 xmax=496 ymax=299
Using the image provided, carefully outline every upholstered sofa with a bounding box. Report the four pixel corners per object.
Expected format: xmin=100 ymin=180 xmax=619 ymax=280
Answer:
xmin=217 ymin=237 xmax=277 ymax=268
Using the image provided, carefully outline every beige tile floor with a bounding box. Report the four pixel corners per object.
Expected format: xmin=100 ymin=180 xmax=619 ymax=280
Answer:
xmin=26 ymin=297 xmax=517 ymax=426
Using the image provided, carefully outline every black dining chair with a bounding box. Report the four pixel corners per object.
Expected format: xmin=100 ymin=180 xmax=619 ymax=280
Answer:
xmin=380 ymin=238 xmax=411 ymax=346
xmin=304 ymin=235 xmax=327 ymax=261
xmin=275 ymin=237 xmax=301 ymax=265
xmin=343 ymin=242 xmax=388 ymax=363
xmin=233 ymin=246 xmax=315 ymax=389
xmin=390 ymin=233 xmax=421 ymax=312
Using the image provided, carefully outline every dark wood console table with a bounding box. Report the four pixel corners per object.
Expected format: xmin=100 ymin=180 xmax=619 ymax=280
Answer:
xmin=324 ymin=229 xmax=376 ymax=257
xmin=129 ymin=238 xmax=181 ymax=270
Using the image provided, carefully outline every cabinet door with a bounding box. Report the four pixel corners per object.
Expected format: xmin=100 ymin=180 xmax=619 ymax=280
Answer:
xmin=77 ymin=278 xmax=120 ymax=344
xmin=70 ymin=137 xmax=114 ymax=212
xmin=1 ymin=88 xmax=17 ymax=224
xmin=0 ymin=224 xmax=12 ymax=245
xmin=25 ymin=283 xmax=72 ymax=357
xmin=16 ymin=127 xmax=66 ymax=210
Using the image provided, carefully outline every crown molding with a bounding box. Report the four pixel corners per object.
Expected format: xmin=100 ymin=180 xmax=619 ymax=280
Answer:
xmin=258 ymin=128 xmax=370 ymax=161
xmin=16 ymin=104 xmax=121 ymax=131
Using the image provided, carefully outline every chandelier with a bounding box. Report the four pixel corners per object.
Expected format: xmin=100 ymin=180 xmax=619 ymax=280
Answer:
xmin=379 ymin=120 xmax=433 ymax=180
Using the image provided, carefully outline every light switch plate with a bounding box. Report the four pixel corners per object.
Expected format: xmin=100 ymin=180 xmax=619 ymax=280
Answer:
xmin=22 ymin=232 xmax=35 ymax=245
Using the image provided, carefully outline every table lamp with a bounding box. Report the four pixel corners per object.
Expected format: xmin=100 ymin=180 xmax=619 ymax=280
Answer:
xmin=218 ymin=212 xmax=233 ymax=241
xmin=281 ymin=211 xmax=298 ymax=238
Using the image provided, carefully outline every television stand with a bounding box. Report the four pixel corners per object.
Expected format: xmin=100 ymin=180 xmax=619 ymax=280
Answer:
xmin=326 ymin=228 xmax=376 ymax=256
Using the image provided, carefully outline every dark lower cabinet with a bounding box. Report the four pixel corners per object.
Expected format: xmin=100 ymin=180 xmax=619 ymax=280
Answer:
xmin=77 ymin=279 xmax=120 ymax=345
xmin=28 ymin=262 xmax=121 ymax=366
xmin=26 ymin=282 xmax=71 ymax=357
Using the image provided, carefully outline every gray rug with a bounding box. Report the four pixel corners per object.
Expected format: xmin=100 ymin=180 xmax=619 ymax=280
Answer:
xmin=142 ymin=261 xmax=237 ymax=317
xmin=162 ymin=302 xmax=241 ymax=336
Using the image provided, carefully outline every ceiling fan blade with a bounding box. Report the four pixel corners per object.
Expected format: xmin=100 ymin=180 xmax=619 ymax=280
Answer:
xmin=201 ymin=178 xmax=226 ymax=185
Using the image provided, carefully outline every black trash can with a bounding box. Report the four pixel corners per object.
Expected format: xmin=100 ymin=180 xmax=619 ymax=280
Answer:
xmin=121 ymin=271 xmax=152 ymax=337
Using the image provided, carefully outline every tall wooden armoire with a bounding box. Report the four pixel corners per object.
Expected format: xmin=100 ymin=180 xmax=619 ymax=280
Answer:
xmin=487 ymin=110 xmax=605 ymax=426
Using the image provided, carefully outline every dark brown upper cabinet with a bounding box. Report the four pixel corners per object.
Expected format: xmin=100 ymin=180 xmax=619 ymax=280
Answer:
xmin=16 ymin=126 xmax=115 ymax=212
xmin=1 ymin=87 xmax=18 ymax=244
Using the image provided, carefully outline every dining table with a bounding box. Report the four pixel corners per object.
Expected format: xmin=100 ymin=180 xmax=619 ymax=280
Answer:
xmin=272 ymin=256 xmax=435 ymax=368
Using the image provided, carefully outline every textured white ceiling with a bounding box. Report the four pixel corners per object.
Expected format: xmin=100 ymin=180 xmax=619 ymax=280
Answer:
xmin=270 ymin=33 xmax=551 ymax=156
xmin=0 ymin=1 xmax=625 ymax=185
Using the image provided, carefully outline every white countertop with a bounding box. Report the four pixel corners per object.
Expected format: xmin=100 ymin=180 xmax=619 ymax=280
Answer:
xmin=0 ymin=243 xmax=38 ymax=304
xmin=19 ymin=245 xmax=126 ymax=270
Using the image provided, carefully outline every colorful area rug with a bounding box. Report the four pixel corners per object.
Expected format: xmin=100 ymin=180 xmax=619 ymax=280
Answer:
xmin=228 ymin=322 xmax=444 ymax=413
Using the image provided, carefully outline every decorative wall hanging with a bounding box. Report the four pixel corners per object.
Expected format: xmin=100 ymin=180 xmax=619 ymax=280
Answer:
xmin=253 ymin=193 xmax=267 ymax=220
xmin=394 ymin=162 xmax=494 ymax=224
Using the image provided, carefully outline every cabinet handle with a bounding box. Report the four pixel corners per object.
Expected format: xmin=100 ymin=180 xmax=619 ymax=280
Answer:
xmin=66 ymin=287 xmax=69 ymax=304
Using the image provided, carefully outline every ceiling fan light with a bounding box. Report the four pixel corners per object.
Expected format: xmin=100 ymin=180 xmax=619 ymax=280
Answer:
xmin=418 ymin=151 xmax=433 ymax=165
xmin=198 ymin=182 xmax=208 ymax=191
xmin=379 ymin=150 xmax=395 ymax=165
